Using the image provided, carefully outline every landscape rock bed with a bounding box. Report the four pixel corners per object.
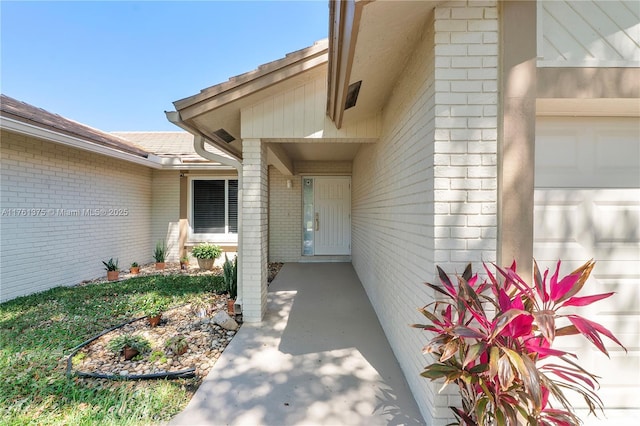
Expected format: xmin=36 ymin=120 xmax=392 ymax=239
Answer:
xmin=68 ymin=262 xmax=283 ymax=382
xmin=68 ymin=293 xmax=236 ymax=381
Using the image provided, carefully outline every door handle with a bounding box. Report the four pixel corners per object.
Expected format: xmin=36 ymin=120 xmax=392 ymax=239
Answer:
xmin=315 ymin=213 xmax=319 ymax=231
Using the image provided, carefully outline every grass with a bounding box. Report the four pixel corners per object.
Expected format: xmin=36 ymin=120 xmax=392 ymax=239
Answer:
xmin=0 ymin=274 xmax=225 ymax=425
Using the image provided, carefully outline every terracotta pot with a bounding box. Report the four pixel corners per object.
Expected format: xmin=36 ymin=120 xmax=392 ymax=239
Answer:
xmin=107 ymin=271 xmax=119 ymax=281
xmin=197 ymin=258 xmax=214 ymax=271
xmin=123 ymin=347 xmax=139 ymax=361
xmin=130 ymin=267 xmax=140 ymax=275
xmin=227 ymin=299 xmax=235 ymax=315
xmin=180 ymin=262 xmax=188 ymax=270
xmin=148 ymin=314 xmax=162 ymax=327
xmin=175 ymin=346 xmax=188 ymax=356
xmin=155 ymin=262 xmax=165 ymax=270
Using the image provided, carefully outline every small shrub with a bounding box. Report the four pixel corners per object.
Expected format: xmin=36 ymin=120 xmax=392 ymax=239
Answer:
xmin=139 ymin=294 xmax=169 ymax=317
xmin=165 ymin=335 xmax=188 ymax=355
xmin=107 ymin=334 xmax=151 ymax=354
xmin=191 ymin=243 xmax=222 ymax=260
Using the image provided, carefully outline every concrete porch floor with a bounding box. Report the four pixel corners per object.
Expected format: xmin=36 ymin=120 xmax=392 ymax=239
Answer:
xmin=169 ymin=263 xmax=425 ymax=426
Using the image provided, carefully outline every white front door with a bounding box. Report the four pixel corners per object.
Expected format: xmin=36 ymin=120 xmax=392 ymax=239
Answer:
xmin=313 ymin=177 xmax=351 ymax=255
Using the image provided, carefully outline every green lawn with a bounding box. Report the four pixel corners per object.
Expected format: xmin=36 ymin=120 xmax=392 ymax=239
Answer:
xmin=0 ymin=274 xmax=225 ymax=425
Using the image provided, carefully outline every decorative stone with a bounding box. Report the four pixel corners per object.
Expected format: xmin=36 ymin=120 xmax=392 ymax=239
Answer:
xmin=68 ymin=289 xmax=245 ymax=380
xmin=212 ymin=311 xmax=238 ymax=330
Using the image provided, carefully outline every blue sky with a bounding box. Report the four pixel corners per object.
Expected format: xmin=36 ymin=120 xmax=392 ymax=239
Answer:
xmin=1 ymin=1 xmax=328 ymax=131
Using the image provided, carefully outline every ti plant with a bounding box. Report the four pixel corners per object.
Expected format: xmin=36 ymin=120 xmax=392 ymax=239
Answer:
xmin=412 ymin=260 xmax=626 ymax=426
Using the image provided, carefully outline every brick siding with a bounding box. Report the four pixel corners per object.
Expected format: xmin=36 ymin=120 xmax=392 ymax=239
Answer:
xmin=0 ymin=130 xmax=153 ymax=301
xmin=351 ymin=1 xmax=498 ymax=423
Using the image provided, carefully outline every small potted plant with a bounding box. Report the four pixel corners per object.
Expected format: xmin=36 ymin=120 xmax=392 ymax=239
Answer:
xmin=153 ymin=241 xmax=166 ymax=270
xmin=190 ymin=295 xmax=212 ymax=318
xmin=130 ymin=261 xmax=140 ymax=275
xmin=180 ymin=255 xmax=190 ymax=270
xmin=165 ymin=334 xmax=188 ymax=356
xmin=107 ymin=334 xmax=151 ymax=360
xmin=102 ymin=258 xmax=119 ymax=281
xmin=223 ymin=254 xmax=238 ymax=315
xmin=191 ymin=243 xmax=222 ymax=271
xmin=140 ymin=294 xmax=169 ymax=327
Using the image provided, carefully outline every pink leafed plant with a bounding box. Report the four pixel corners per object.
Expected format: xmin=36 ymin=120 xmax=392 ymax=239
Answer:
xmin=412 ymin=259 xmax=626 ymax=426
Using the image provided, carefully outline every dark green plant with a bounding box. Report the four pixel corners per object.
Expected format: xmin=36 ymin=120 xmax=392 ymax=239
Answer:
xmin=102 ymin=258 xmax=119 ymax=271
xmin=191 ymin=243 xmax=222 ymax=260
xmin=223 ymin=254 xmax=238 ymax=299
xmin=131 ymin=261 xmax=139 ymax=268
xmin=153 ymin=241 xmax=166 ymax=262
xmin=107 ymin=334 xmax=151 ymax=354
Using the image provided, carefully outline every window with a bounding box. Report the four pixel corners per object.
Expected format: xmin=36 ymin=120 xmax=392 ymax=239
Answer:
xmin=191 ymin=178 xmax=237 ymax=236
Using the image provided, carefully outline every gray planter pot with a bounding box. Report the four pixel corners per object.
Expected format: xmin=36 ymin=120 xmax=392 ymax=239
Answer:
xmin=197 ymin=258 xmax=214 ymax=270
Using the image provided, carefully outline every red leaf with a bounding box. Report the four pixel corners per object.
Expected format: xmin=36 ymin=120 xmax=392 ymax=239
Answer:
xmin=452 ymin=325 xmax=486 ymax=339
xmin=567 ymin=315 xmax=627 ymax=355
xmin=561 ymin=292 xmax=614 ymax=307
xmin=550 ymin=271 xmax=581 ymax=303
xmin=437 ymin=266 xmax=457 ymax=296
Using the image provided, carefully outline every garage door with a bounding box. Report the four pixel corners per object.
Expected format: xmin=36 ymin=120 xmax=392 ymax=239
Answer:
xmin=534 ymin=116 xmax=640 ymax=424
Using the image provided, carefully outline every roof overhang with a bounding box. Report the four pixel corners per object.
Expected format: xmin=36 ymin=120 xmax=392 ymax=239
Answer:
xmin=0 ymin=115 xmax=168 ymax=169
xmin=167 ymin=40 xmax=330 ymax=161
xmin=327 ymin=0 xmax=440 ymax=129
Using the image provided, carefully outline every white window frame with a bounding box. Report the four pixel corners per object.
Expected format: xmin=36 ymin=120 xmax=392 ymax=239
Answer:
xmin=187 ymin=176 xmax=238 ymax=244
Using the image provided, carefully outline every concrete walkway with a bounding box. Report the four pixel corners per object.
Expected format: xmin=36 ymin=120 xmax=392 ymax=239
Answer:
xmin=170 ymin=263 xmax=424 ymax=426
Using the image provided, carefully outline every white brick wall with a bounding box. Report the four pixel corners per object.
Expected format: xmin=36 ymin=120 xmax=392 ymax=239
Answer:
xmin=0 ymin=130 xmax=153 ymax=301
xmin=351 ymin=1 xmax=498 ymax=423
xmin=241 ymin=139 xmax=268 ymax=322
xmin=151 ymin=170 xmax=180 ymax=261
xmin=268 ymin=167 xmax=301 ymax=262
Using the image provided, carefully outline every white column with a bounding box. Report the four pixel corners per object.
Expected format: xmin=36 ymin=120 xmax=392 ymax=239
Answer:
xmin=432 ymin=0 xmax=499 ymax=277
xmin=241 ymin=138 xmax=268 ymax=322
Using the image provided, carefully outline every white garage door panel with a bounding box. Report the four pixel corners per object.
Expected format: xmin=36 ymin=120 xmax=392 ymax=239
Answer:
xmin=535 ymin=117 xmax=640 ymax=423
xmin=535 ymin=117 xmax=640 ymax=188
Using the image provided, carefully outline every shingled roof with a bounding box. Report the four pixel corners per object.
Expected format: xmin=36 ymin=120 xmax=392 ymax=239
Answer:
xmin=0 ymin=94 xmax=149 ymax=158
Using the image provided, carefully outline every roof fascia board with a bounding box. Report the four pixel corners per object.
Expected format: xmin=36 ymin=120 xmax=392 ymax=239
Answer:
xmin=327 ymin=0 xmax=368 ymax=129
xmin=179 ymin=54 xmax=328 ymax=121
xmin=0 ymin=116 xmax=164 ymax=169
xmin=174 ymin=41 xmax=328 ymax=111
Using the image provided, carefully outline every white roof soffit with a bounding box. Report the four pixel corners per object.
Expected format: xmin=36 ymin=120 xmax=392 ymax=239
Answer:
xmin=167 ymin=40 xmax=329 ymax=160
xmin=328 ymin=0 xmax=438 ymax=129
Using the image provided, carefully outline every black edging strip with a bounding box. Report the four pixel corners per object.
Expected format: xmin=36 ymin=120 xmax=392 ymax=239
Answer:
xmin=66 ymin=305 xmax=196 ymax=380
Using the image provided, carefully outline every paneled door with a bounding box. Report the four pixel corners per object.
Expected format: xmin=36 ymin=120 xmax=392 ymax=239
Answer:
xmin=310 ymin=177 xmax=351 ymax=255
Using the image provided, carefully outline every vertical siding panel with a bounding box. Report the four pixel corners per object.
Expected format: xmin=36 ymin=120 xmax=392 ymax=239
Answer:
xmin=262 ymin=97 xmax=275 ymax=138
xmin=272 ymin=93 xmax=284 ymax=136
xmin=293 ymin=86 xmax=305 ymax=137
